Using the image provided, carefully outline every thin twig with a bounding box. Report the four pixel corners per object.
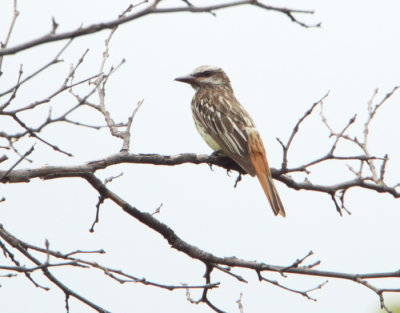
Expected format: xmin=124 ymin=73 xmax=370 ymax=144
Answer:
xmin=0 ymin=0 xmax=19 ymax=74
xmin=0 ymin=144 xmax=34 ymax=181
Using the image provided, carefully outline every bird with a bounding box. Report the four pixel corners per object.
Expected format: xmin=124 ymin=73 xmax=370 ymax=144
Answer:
xmin=175 ymin=65 xmax=286 ymax=217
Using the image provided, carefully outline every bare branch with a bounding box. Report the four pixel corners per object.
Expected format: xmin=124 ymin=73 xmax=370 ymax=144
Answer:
xmin=77 ymin=172 xmax=400 ymax=311
xmin=280 ymin=250 xmax=316 ymax=273
xmin=258 ymin=270 xmax=327 ymax=301
xmin=1 ymin=152 xmax=399 ymax=201
xmin=0 ymin=0 xmax=19 ymax=74
xmin=278 ymin=91 xmax=329 ymax=170
xmin=121 ymin=99 xmax=144 ymax=152
xmin=253 ymin=1 xmax=320 ymax=28
xmin=0 ymin=1 xmax=317 ymax=57
xmin=0 ymin=225 xmax=111 ymax=313
xmin=90 ymin=19 xmax=143 ymax=152
xmin=0 ymin=225 xmax=219 ymax=293
xmin=0 ymin=144 xmax=34 ymax=181
xmin=0 ymin=155 xmax=8 ymax=163
xmin=236 ymin=292 xmax=244 ymax=313
xmin=2 ymin=2 xmax=399 ymax=312
xmin=151 ymin=203 xmax=163 ymax=216
xmin=214 ymin=264 xmax=248 ymax=283
xmin=276 ymin=87 xmax=400 ymax=214
xmin=355 ymin=276 xmax=394 ymax=313
xmin=89 ymin=194 xmax=105 ymax=232
xmin=0 ymin=39 xmax=72 ymax=98
xmin=0 ymin=64 xmax=23 ymax=111
xmin=7 ymin=113 xmax=73 ymax=157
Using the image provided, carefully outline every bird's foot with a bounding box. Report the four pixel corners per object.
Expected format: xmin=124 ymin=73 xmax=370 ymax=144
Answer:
xmin=234 ymin=173 xmax=242 ymax=188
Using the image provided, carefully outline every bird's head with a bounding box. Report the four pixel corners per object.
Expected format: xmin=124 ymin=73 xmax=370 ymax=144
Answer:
xmin=175 ymin=65 xmax=232 ymax=90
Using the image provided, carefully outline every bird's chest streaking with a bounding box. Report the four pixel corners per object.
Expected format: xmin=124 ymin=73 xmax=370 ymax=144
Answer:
xmin=193 ymin=118 xmax=222 ymax=151
xmin=191 ymin=88 xmax=254 ymax=156
xmin=175 ymin=65 xmax=286 ymax=216
xmin=191 ymin=95 xmax=223 ymax=151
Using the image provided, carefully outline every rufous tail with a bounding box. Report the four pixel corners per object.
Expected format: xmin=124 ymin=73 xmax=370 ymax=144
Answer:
xmin=249 ymin=151 xmax=286 ymax=217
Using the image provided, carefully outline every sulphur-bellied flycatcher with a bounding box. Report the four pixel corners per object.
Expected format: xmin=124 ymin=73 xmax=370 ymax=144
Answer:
xmin=175 ymin=65 xmax=285 ymax=217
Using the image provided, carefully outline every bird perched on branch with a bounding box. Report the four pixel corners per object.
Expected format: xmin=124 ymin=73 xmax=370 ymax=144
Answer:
xmin=175 ymin=65 xmax=286 ymax=217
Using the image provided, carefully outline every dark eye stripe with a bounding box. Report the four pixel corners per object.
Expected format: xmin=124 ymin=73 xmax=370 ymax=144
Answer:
xmin=193 ymin=70 xmax=214 ymax=78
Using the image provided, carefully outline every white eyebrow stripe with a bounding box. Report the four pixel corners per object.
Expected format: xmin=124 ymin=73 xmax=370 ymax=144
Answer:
xmin=191 ymin=65 xmax=221 ymax=75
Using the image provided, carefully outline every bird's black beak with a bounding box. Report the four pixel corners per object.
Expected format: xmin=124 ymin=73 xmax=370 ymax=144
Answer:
xmin=175 ymin=74 xmax=195 ymax=84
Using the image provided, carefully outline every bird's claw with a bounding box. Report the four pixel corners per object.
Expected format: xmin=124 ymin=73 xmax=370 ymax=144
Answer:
xmin=234 ymin=173 xmax=242 ymax=188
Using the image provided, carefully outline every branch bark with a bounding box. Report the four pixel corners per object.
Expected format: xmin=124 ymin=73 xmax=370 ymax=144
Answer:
xmin=0 ymin=0 xmax=318 ymax=56
xmin=1 ymin=152 xmax=398 ymax=199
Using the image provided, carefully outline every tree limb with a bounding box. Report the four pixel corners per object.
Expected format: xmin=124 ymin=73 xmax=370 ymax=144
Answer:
xmin=0 ymin=1 xmax=318 ymax=57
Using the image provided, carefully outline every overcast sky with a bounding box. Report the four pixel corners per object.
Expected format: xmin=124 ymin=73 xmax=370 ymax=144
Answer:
xmin=1 ymin=1 xmax=400 ymax=313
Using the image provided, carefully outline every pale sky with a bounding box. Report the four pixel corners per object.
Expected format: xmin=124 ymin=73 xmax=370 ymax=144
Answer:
xmin=1 ymin=1 xmax=400 ymax=313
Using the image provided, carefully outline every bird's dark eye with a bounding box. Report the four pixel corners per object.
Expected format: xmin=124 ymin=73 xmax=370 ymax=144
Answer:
xmin=201 ymin=71 xmax=213 ymax=77
xmin=193 ymin=70 xmax=214 ymax=78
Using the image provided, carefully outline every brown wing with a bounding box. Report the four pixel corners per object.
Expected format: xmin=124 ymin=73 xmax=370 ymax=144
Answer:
xmin=192 ymin=89 xmax=257 ymax=175
xmin=192 ymin=89 xmax=286 ymax=216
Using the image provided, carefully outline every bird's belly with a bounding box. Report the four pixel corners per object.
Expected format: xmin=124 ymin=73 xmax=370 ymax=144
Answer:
xmin=194 ymin=121 xmax=221 ymax=151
